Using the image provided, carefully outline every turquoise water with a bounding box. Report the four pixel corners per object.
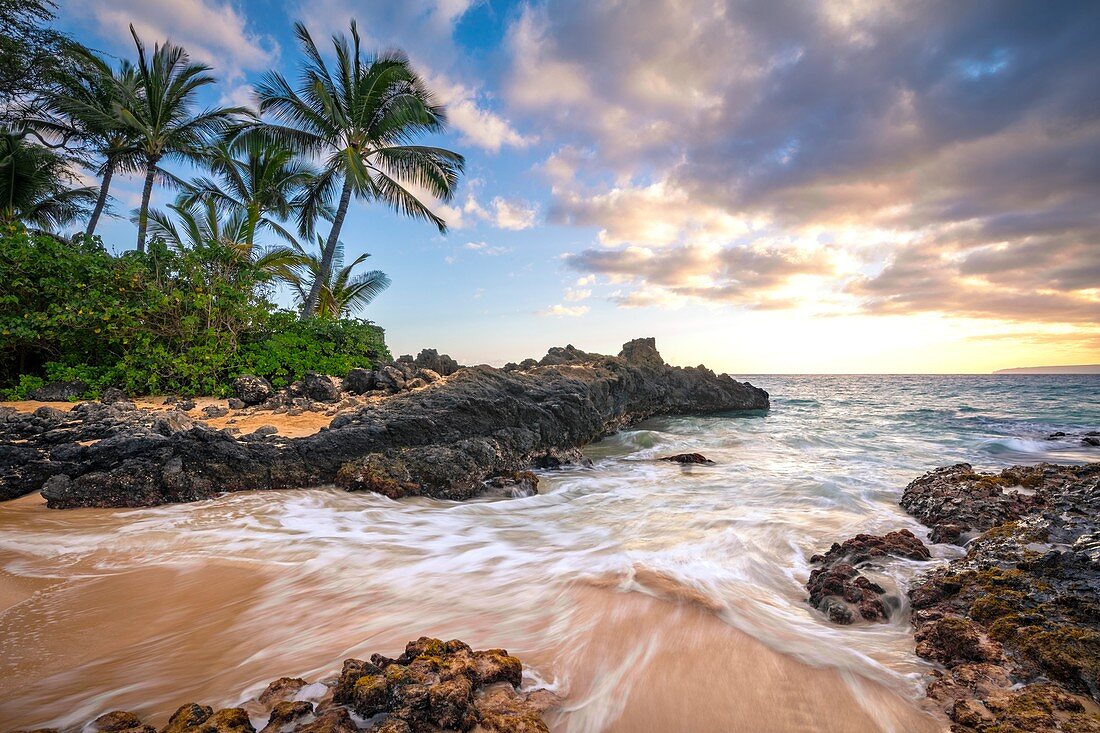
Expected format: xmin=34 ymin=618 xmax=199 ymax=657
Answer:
xmin=0 ymin=375 xmax=1096 ymax=731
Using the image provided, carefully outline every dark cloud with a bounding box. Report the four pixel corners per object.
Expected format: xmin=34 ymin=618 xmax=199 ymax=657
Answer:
xmin=510 ymin=0 xmax=1100 ymax=326
xmin=564 ymin=243 xmax=833 ymax=305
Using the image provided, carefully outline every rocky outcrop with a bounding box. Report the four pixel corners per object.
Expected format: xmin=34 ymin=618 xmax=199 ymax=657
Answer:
xmin=900 ymin=463 xmax=1050 ymax=544
xmin=806 ymin=530 xmax=931 ymax=624
xmin=815 ymin=462 xmax=1100 ymax=732
xmin=1 ymin=339 xmax=768 ymax=508
xmin=12 ymin=638 xmax=552 ymax=733
xmin=411 ymin=348 xmax=461 ymax=377
xmin=233 ymin=376 xmax=273 ymax=406
xmin=27 ymin=380 xmax=88 ymax=401
xmin=904 ymin=463 xmax=1100 ymax=732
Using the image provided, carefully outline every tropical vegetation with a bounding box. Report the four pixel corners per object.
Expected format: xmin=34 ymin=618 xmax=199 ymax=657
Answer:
xmin=0 ymin=4 xmax=463 ymax=398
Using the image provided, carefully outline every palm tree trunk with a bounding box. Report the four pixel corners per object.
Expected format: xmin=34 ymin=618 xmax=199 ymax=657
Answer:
xmin=302 ymin=177 xmax=352 ymax=318
xmin=136 ymin=161 xmax=157 ymax=253
xmin=85 ymin=159 xmax=115 ymax=239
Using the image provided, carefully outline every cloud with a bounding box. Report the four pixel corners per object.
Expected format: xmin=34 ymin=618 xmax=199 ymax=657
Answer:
xmin=463 ymin=194 xmax=539 ymax=230
xmin=503 ymin=0 xmax=1100 ymax=331
xmin=538 ymin=304 xmax=590 ymax=317
xmin=563 ymin=288 xmax=591 ymax=302
xmin=464 ymin=241 xmax=511 ymax=255
xmin=565 ymin=241 xmax=841 ymax=309
xmin=490 ymin=197 xmax=538 ymax=230
xmin=80 ymin=0 xmax=278 ymax=81
xmin=429 ymin=75 xmax=534 ymax=152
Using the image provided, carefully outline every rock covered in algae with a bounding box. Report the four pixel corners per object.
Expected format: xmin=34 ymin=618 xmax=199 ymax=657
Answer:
xmin=906 ymin=462 xmax=1100 ymax=732
xmin=43 ymin=638 xmax=553 ymax=733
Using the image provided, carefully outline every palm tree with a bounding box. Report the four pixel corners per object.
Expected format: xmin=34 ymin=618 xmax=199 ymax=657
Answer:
xmin=30 ymin=47 xmax=144 ymax=238
xmin=117 ymin=25 xmax=246 ymax=252
xmin=0 ymin=133 xmax=96 ymax=231
xmin=143 ymin=195 xmax=302 ymax=279
xmin=285 ymin=236 xmax=390 ymax=319
xmin=180 ymin=132 xmax=321 ymax=248
xmin=255 ymin=20 xmax=463 ymax=317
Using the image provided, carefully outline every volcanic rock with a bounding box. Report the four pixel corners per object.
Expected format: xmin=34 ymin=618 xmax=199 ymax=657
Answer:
xmin=233 ymin=376 xmax=273 ymax=406
xmin=28 ymin=380 xmax=88 ymax=401
xmin=342 ymin=368 xmax=377 ymax=395
xmin=659 ymin=453 xmax=714 ymax=464
xmin=904 ymin=462 xmax=1100 ymax=732
xmin=2 ymin=339 xmax=767 ymax=507
xmin=412 ymin=348 xmax=461 ymax=377
xmin=806 ymin=530 xmax=931 ymax=624
xmin=302 ymin=373 xmax=340 ymax=403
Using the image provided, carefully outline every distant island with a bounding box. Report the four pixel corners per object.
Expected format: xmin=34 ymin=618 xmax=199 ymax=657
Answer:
xmin=994 ymin=364 xmax=1100 ymax=374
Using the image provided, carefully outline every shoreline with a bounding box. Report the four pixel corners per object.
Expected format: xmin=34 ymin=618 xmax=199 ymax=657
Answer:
xmin=0 ymin=532 xmax=941 ymax=733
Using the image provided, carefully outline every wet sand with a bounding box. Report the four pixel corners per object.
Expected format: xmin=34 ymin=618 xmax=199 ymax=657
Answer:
xmin=0 ymin=498 xmax=943 ymax=733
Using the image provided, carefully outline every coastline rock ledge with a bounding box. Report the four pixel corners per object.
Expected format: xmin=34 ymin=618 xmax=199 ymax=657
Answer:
xmin=2 ymin=338 xmax=768 ymax=508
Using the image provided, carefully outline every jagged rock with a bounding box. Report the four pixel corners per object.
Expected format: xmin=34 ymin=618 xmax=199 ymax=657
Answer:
xmin=233 ymin=376 xmax=273 ymax=406
xmin=1085 ymin=436 xmax=1100 ymax=447
xmin=7 ymin=340 xmax=767 ymax=508
xmin=303 ymin=373 xmax=340 ymax=403
xmin=806 ymin=530 xmax=930 ymax=624
xmin=538 ymin=344 xmax=598 ymax=366
xmin=331 ymin=637 xmax=545 ymax=732
xmin=502 ymin=359 xmax=539 ymax=372
xmin=90 ymin=711 xmax=154 ymax=733
xmin=259 ymin=701 xmax=312 ymax=733
xmin=404 ymin=378 xmax=428 ymax=391
xmin=659 ymin=453 xmax=714 ymax=464
xmin=618 ymin=337 xmax=664 ymax=367
xmin=258 ymin=677 xmax=308 ymax=706
xmin=28 ymin=380 xmax=88 ymax=401
xmin=293 ymin=709 xmax=356 ymax=733
xmin=153 ymin=411 xmax=194 ymax=436
xmin=100 ymin=387 xmax=128 ymax=404
xmin=914 ymin=614 xmax=1003 ymax=667
xmin=176 ymin=399 xmax=196 ymax=412
xmin=162 ymin=704 xmax=214 ymax=733
xmin=202 ymin=405 xmax=230 ymax=419
xmin=900 ymin=463 xmax=1047 ymax=544
xmin=342 ymin=368 xmax=378 ymax=395
xmin=413 ymin=349 xmax=461 ymax=377
xmin=413 ymin=368 xmax=441 ymax=384
xmin=376 ymin=366 xmax=407 ymax=393
xmin=483 ymin=471 xmax=539 ymax=498
xmin=903 ymin=463 xmax=1100 ymax=732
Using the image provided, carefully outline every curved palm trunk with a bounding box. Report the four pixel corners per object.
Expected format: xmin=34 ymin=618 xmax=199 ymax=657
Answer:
xmin=135 ymin=161 xmax=157 ymax=253
xmin=85 ymin=159 xmax=115 ymax=239
xmin=302 ymin=177 xmax=352 ymax=318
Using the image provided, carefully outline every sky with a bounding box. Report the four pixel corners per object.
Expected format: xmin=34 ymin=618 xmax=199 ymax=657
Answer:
xmin=52 ymin=0 xmax=1100 ymax=373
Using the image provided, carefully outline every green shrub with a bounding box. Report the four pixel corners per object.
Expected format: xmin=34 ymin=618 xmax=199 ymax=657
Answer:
xmin=235 ymin=311 xmax=389 ymax=388
xmin=0 ymin=225 xmax=390 ymax=397
xmin=0 ymin=373 xmax=45 ymax=400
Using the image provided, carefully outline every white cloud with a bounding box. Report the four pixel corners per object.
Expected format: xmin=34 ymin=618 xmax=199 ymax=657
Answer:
xmin=538 ymin=304 xmax=590 ymax=317
xmin=82 ymin=0 xmax=278 ymax=81
xmin=464 ymin=241 xmax=511 ymax=255
xmin=461 ymin=194 xmax=539 ymax=230
xmin=490 ymin=197 xmax=538 ymax=230
xmin=429 ymin=75 xmax=534 ymax=152
xmin=563 ymin=288 xmax=591 ymax=302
